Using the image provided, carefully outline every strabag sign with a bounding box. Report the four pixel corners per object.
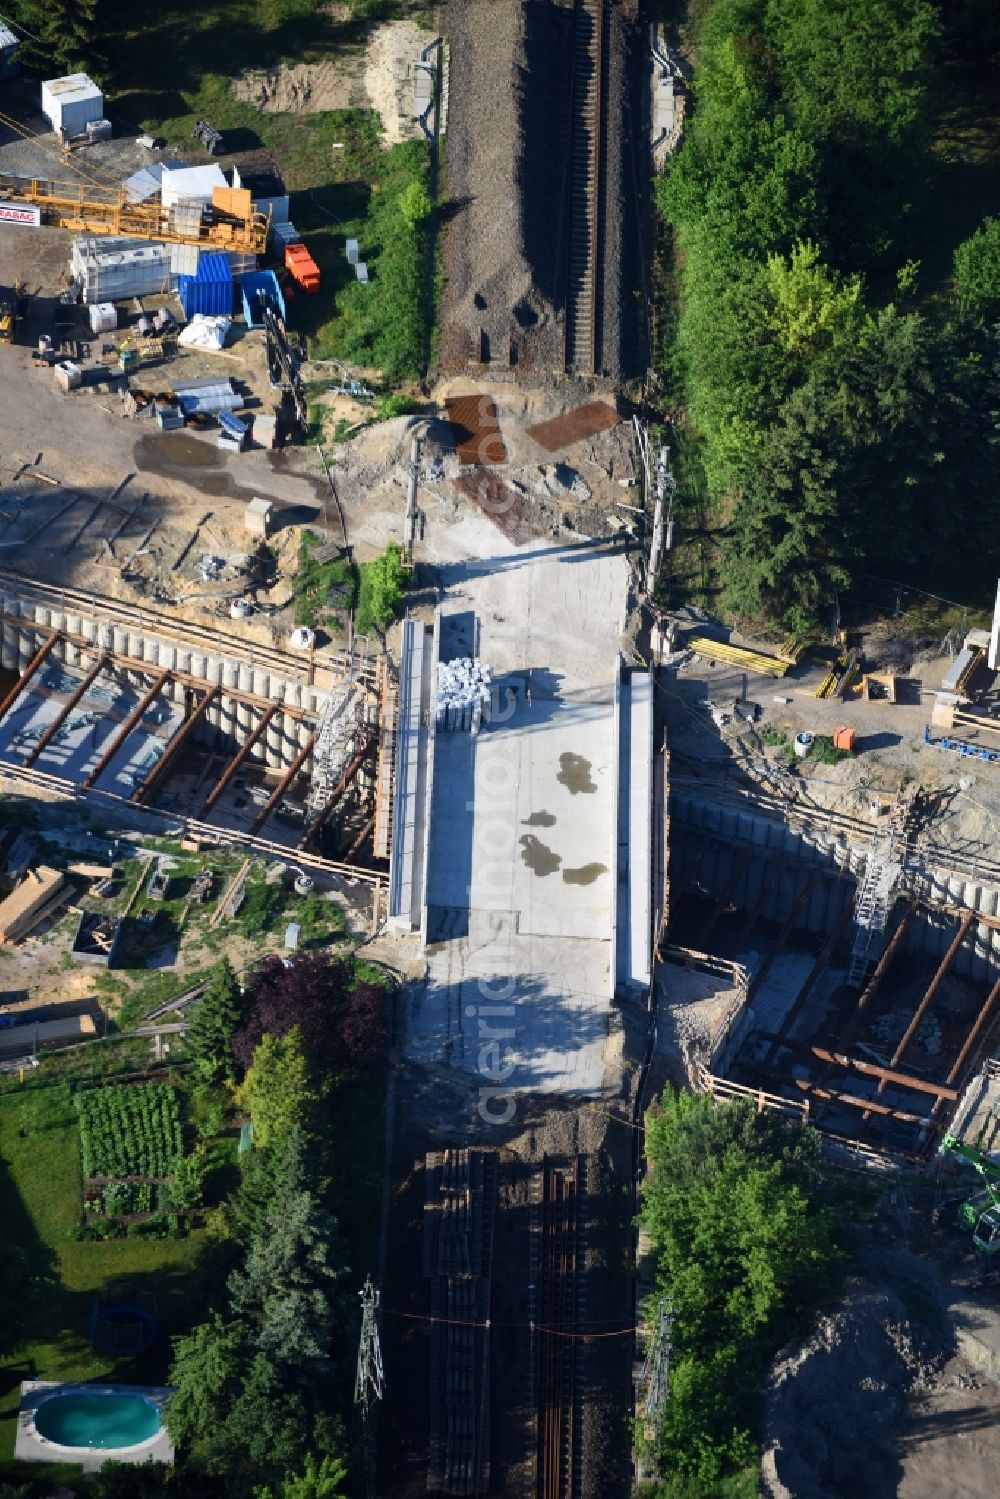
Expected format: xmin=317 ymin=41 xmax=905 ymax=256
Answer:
xmin=0 ymin=203 xmax=41 ymax=227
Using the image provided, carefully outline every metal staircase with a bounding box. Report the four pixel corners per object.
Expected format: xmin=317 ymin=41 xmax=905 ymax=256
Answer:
xmin=847 ymin=831 xmax=901 ymax=987
xmin=307 ymin=685 xmax=358 ymax=816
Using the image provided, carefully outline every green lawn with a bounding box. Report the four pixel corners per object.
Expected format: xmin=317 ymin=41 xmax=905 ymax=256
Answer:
xmin=0 ymin=1085 xmax=212 ymax=1483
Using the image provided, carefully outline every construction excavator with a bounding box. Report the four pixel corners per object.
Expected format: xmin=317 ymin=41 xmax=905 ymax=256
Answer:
xmin=941 ymin=1133 xmax=1000 ymax=1255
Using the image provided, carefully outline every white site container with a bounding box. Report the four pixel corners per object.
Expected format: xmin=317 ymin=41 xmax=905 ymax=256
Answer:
xmin=72 ymin=237 xmax=176 ymax=304
xmin=88 ymin=303 xmax=117 ymax=335
xmin=41 ymin=74 xmax=103 ymax=135
xmin=160 ymin=163 xmax=227 ymax=209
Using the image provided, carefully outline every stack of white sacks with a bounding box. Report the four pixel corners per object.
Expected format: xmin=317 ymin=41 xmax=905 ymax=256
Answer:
xmin=436 ymin=658 xmax=492 ymax=734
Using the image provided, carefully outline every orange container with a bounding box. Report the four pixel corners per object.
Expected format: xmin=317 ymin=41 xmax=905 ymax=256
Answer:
xmin=833 ymin=725 xmax=856 ymax=751
xmin=284 ymin=243 xmax=320 ymax=294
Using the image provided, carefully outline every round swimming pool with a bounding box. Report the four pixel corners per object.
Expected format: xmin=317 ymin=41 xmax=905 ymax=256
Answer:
xmin=34 ymin=1392 xmax=161 ymax=1450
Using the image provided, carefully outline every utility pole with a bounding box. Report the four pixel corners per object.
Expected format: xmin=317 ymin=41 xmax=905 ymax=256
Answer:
xmin=354 ymin=1276 xmax=385 ymax=1418
xmin=641 ymin=1296 xmax=674 ymax=1436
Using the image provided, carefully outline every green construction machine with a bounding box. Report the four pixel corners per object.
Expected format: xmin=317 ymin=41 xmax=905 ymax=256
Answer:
xmin=941 ymin=1133 xmax=1000 ymax=1255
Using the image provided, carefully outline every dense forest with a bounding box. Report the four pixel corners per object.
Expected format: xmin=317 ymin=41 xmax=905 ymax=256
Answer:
xmin=656 ymin=0 xmax=1000 ymax=632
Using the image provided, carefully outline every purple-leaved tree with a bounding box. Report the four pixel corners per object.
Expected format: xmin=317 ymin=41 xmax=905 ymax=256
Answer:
xmin=233 ymin=953 xmax=388 ymax=1071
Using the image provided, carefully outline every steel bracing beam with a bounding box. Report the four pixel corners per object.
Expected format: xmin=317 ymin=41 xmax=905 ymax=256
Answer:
xmin=840 ymin=898 xmax=921 ymax=1048
xmin=747 ymin=870 xmax=821 ymax=1000
xmin=249 ymin=733 xmax=315 ymax=835
xmin=867 ymin=910 xmax=975 ymax=1117
xmin=930 ymin=972 xmax=1000 ymax=1121
xmin=891 ymin=911 xmax=974 ymax=1070
xmin=132 ymin=685 xmax=221 ymax=805
xmin=0 ymin=629 xmax=60 ymax=719
xmin=82 ymin=669 xmax=171 ymax=789
xmin=791 ymin=1078 xmax=924 ymax=1125
xmin=757 ymin=1031 xmax=958 ymax=1099
xmin=761 ymin=896 xmax=858 ymax=1068
xmin=198 ymin=704 xmax=277 ymax=820
xmin=0 ymin=614 xmax=316 ymax=720
xmin=344 ymin=811 xmax=377 ymax=863
xmin=697 ymin=849 xmax=753 ymax=950
xmin=23 ymin=651 xmax=109 ymax=767
xmin=298 ymin=731 xmax=375 ymax=850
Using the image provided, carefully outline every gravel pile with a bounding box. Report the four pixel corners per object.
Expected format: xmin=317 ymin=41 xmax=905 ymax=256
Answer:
xmin=761 ymin=1269 xmax=951 ymax=1498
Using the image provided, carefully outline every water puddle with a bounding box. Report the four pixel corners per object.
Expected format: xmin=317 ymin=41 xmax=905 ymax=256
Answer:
xmin=519 ymin=834 xmax=561 ymax=876
xmin=134 ymin=432 xmax=222 ymax=475
xmin=557 ymin=752 xmax=597 ymax=795
xmin=562 ymin=863 xmax=607 ymax=886
xmin=522 ymin=810 xmax=556 ymax=828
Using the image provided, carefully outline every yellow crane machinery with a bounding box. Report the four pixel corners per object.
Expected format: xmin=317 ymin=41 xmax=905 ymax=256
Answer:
xmin=0 ymin=173 xmax=270 ymax=255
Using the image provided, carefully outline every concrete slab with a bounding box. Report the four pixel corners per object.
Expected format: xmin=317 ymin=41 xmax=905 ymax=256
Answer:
xmin=408 ymin=537 xmax=631 ymax=1096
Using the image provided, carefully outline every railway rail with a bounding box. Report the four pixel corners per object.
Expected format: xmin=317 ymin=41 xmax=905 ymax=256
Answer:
xmin=565 ymin=0 xmax=607 ymax=376
xmin=537 ymin=1158 xmax=584 ymax=1499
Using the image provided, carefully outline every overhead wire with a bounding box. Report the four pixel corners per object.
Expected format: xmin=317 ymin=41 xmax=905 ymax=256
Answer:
xmin=0 ymin=107 xmax=126 ymax=194
xmin=382 ymin=1307 xmax=639 ymax=1340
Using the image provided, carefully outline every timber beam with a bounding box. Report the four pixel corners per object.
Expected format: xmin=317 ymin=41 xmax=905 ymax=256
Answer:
xmin=23 ymin=651 xmax=109 ymax=767
xmin=249 ymin=733 xmax=315 ymax=835
xmin=198 ymin=704 xmax=278 ymax=820
xmin=0 ymin=629 xmax=61 ymax=719
xmin=82 ymin=669 xmax=171 ymax=789
xmin=132 ymin=685 xmax=221 ymax=805
xmin=757 ymin=1031 xmax=958 ymax=1099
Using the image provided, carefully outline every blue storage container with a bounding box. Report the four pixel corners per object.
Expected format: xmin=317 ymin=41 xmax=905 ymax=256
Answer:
xmin=179 ymin=252 xmax=233 ymax=319
xmin=239 ymin=269 xmax=286 ymax=328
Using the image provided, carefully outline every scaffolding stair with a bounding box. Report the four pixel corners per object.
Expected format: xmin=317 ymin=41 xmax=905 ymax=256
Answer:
xmin=307 ymin=685 xmax=357 ymax=816
xmin=847 ymin=834 xmax=901 ymax=987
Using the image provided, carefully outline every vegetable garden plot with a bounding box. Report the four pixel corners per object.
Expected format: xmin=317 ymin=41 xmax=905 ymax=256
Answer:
xmin=75 ymin=1082 xmax=183 ymax=1179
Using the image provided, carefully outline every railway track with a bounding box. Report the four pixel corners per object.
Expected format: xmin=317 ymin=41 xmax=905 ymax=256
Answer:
xmin=537 ymin=1158 xmax=584 ymax=1499
xmin=565 ymin=0 xmax=606 ymax=376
